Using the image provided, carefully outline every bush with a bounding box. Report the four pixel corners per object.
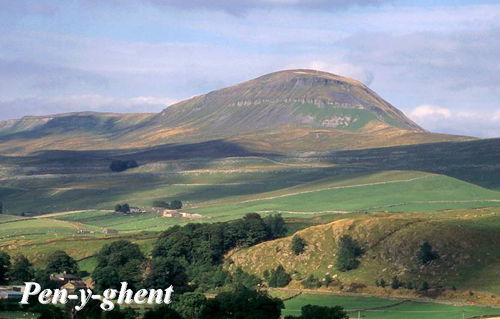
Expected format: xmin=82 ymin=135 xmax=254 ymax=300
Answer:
xmin=335 ymin=235 xmax=363 ymax=271
xmin=379 ymin=278 xmax=387 ymax=288
xmin=110 ymin=160 xmax=138 ymax=172
xmin=302 ymin=275 xmax=321 ymax=289
xmin=291 ymin=235 xmax=307 ymax=255
xmin=115 ymin=203 xmax=130 ymax=213
xmin=417 ymin=242 xmax=439 ymax=265
xmin=268 ymin=265 xmax=291 ymax=288
xmin=170 ymin=200 xmax=183 ymax=210
xmin=391 ymin=276 xmax=401 ymax=289
xmin=422 ymin=281 xmax=430 ymax=291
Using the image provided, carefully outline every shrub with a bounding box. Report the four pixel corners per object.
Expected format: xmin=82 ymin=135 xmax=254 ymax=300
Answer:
xmin=391 ymin=276 xmax=401 ymax=289
xmin=335 ymin=235 xmax=363 ymax=271
xmin=417 ymin=242 xmax=439 ymax=265
xmin=302 ymin=274 xmax=321 ymax=289
xmin=268 ymin=265 xmax=291 ymax=288
xmin=422 ymin=281 xmax=430 ymax=291
xmin=291 ymin=235 xmax=307 ymax=255
xmin=110 ymin=160 xmax=138 ymax=172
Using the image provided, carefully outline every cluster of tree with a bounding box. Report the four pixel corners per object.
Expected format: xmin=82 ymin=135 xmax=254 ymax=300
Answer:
xmin=114 ymin=203 xmax=130 ymax=213
xmin=284 ymin=305 xmax=349 ymax=319
xmin=266 ymin=265 xmax=292 ymax=288
xmin=109 ymin=160 xmax=138 ymax=172
xmin=417 ymin=242 xmax=440 ymax=265
xmin=375 ymin=277 xmax=431 ymax=291
xmin=141 ymin=286 xmax=284 ymax=319
xmin=153 ymin=200 xmax=183 ymax=210
xmin=149 ymin=213 xmax=286 ymax=290
xmin=91 ymin=214 xmax=287 ymax=293
xmin=291 ymin=235 xmax=307 ymax=255
xmin=92 ymin=240 xmax=145 ymax=292
xmin=0 ymin=250 xmax=81 ymax=288
xmin=335 ymin=235 xmax=363 ymax=272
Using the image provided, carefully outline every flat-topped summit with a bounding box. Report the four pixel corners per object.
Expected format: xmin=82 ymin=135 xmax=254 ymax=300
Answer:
xmin=156 ymin=69 xmax=423 ymax=133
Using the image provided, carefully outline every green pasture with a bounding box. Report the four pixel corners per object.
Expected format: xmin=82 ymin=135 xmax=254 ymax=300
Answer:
xmin=189 ymin=173 xmax=500 ymax=216
xmin=282 ymin=293 xmax=500 ymax=318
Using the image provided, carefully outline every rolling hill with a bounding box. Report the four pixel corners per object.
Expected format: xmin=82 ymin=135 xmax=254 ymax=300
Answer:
xmin=0 ymin=70 xmax=471 ymax=155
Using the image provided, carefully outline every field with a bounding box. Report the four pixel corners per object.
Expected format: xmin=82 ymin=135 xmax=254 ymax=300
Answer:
xmin=1 ymin=139 xmax=500 ymax=316
xmin=283 ymin=293 xmax=500 ymax=318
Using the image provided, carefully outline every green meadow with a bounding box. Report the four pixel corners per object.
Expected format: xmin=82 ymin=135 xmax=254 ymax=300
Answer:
xmin=282 ymin=293 xmax=500 ymax=319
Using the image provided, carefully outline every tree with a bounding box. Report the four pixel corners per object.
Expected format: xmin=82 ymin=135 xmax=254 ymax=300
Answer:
xmin=45 ymin=250 xmax=79 ymax=275
xmin=265 ymin=214 xmax=287 ymax=239
xmin=8 ymin=254 xmax=34 ymax=283
xmin=143 ymin=306 xmax=182 ymax=319
xmin=302 ymin=275 xmax=321 ymax=289
xmin=110 ymin=160 xmax=138 ymax=172
xmin=263 ymin=269 xmax=270 ymax=281
xmin=285 ymin=304 xmax=349 ymax=319
xmin=422 ymin=281 xmax=430 ymax=291
xmin=391 ymin=276 xmax=401 ymax=289
xmin=143 ymin=257 xmax=189 ymax=293
xmin=335 ymin=235 xmax=363 ymax=271
xmin=324 ymin=274 xmax=333 ymax=288
xmin=0 ymin=252 xmax=10 ymax=284
xmin=114 ymin=204 xmax=123 ymax=213
xmin=232 ymin=267 xmax=261 ymax=289
xmin=93 ymin=240 xmax=145 ymax=290
xmin=121 ymin=203 xmax=130 ymax=213
xmin=198 ymin=286 xmax=283 ymax=319
xmin=170 ymin=200 xmax=183 ymax=210
xmin=417 ymin=242 xmax=439 ymax=265
xmin=153 ymin=201 xmax=170 ymax=208
xmin=92 ymin=266 xmax=121 ymax=292
xmin=0 ymin=202 xmax=3 ymax=214
xmin=268 ymin=265 xmax=291 ymax=288
xmin=172 ymin=292 xmax=207 ymax=319
xmin=30 ymin=304 xmax=66 ymax=319
xmin=291 ymin=235 xmax=307 ymax=255
xmin=379 ymin=278 xmax=387 ymax=288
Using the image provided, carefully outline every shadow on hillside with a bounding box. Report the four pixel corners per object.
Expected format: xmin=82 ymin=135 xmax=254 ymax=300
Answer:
xmin=320 ymin=138 xmax=500 ymax=190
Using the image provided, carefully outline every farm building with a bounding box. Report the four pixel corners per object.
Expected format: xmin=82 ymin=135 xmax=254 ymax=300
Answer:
xmin=0 ymin=290 xmax=23 ymax=301
xmin=50 ymin=272 xmax=80 ymax=285
xmin=62 ymin=281 xmax=87 ymax=292
xmin=129 ymin=207 xmax=144 ymax=213
xmin=103 ymin=228 xmax=118 ymax=234
xmin=181 ymin=212 xmax=202 ymax=218
xmin=162 ymin=210 xmax=202 ymax=218
xmin=163 ymin=209 xmax=181 ymax=218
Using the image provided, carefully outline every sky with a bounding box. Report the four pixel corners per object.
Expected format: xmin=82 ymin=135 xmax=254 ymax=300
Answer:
xmin=0 ymin=0 xmax=499 ymax=137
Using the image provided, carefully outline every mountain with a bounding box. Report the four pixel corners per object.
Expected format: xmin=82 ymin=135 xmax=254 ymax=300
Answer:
xmin=152 ymin=69 xmax=423 ymax=133
xmin=0 ymin=70 xmax=471 ymax=155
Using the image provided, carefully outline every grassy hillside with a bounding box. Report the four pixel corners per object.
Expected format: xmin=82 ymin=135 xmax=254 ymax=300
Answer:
xmin=230 ymin=207 xmax=500 ymax=295
xmin=0 ymin=70 xmax=473 ymax=155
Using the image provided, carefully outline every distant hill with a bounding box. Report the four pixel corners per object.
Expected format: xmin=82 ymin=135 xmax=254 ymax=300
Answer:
xmin=0 ymin=70 xmax=472 ymax=155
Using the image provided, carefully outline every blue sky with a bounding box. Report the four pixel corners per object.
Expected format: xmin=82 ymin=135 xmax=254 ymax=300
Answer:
xmin=0 ymin=0 xmax=499 ymax=137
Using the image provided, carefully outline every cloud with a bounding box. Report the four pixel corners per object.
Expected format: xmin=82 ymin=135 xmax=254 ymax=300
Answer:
xmin=82 ymin=0 xmax=390 ymax=14
xmin=410 ymin=105 xmax=452 ymax=119
xmin=410 ymin=104 xmax=500 ymax=138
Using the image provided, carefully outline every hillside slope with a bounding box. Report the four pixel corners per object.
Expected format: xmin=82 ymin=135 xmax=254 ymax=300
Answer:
xmin=0 ymin=70 xmax=471 ymax=155
xmin=229 ymin=208 xmax=500 ymax=294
